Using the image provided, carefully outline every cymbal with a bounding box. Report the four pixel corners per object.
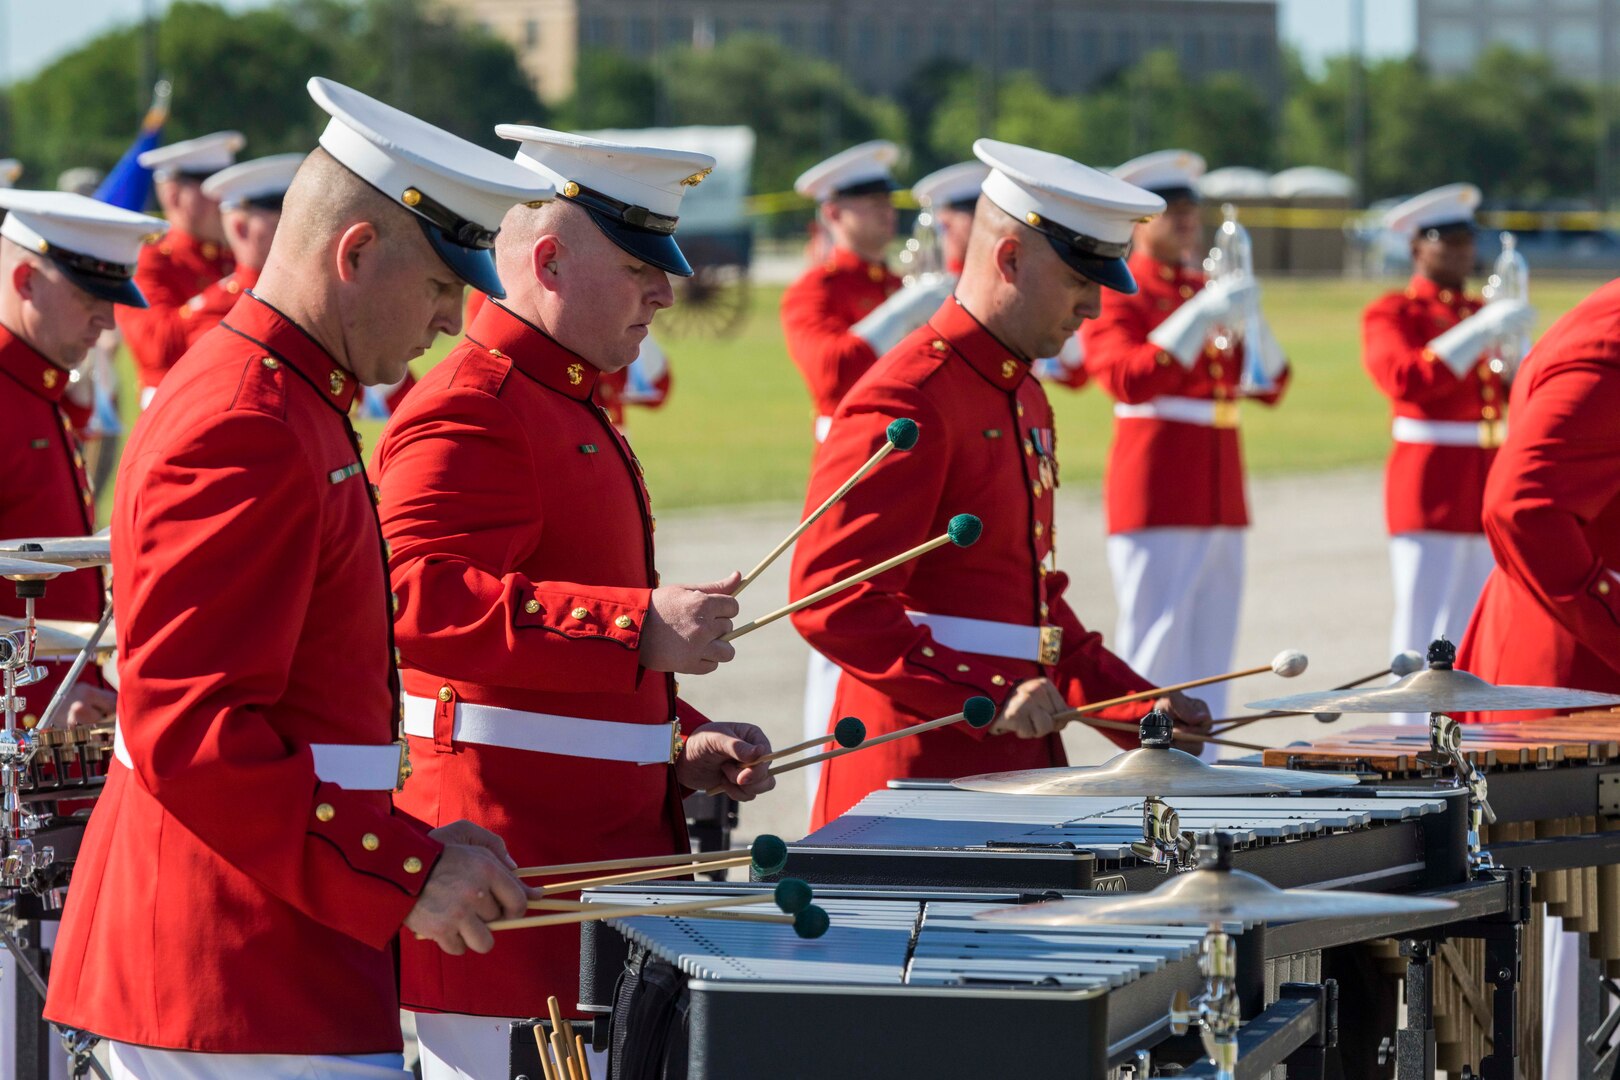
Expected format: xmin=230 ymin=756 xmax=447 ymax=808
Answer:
xmin=975 ymin=866 xmax=1457 ymax=927
xmin=0 ymin=616 xmax=116 ymax=659
xmin=0 ymin=555 xmax=75 ymax=580
xmin=1248 ymin=666 xmax=1620 ymax=716
xmin=952 ymin=745 xmax=1360 ymax=797
xmin=0 ymin=537 xmax=110 ymax=568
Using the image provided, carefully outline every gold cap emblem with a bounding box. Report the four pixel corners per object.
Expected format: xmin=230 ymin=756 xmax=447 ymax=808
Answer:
xmin=401 ymin=188 xmax=422 ymax=207
xmin=566 ymin=362 xmax=584 ymax=386
xmin=680 ymin=167 xmax=713 ymax=187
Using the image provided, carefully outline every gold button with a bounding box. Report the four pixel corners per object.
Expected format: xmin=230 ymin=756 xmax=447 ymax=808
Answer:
xmin=1032 ymin=482 xmax=1043 ymax=498
xmin=362 ymin=833 xmax=380 ymax=851
xmin=921 ymin=646 xmax=936 ymax=658
xmin=489 ymin=348 xmax=505 ymax=359
xmin=615 ymin=615 xmax=633 ymax=629
xmin=571 ymin=606 xmax=589 ymax=620
xmin=956 ymin=663 xmax=971 ymax=673
xmin=391 ymin=592 xmax=400 ymax=614
xmin=1024 ymin=440 xmax=1034 ymax=457
xmin=371 ymin=483 xmax=382 ymax=505
xmin=1016 ymin=403 xmax=1025 ymax=418
xmin=524 ymin=599 xmax=541 ymax=614
xmin=1156 ymin=351 xmax=1172 ymax=367
xmin=1041 ymin=603 xmax=1050 ymax=617
xmin=1179 ymin=284 xmax=1194 ymax=299
xmin=932 ymin=339 xmax=947 ymax=353
xmin=315 ymin=803 xmax=335 ymax=822
xmin=1439 ymin=289 xmax=1454 ymax=303
xmin=1209 ymin=362 xmax=1224 ymax=379
xmin=1482 ymin=405 xmax=1499 ymax=421
xmin=403 ymin=857 xmax=423 ymax=874
xmin=1034 ymin=522 xmax=1044 ymax=537
xmin=383 ymin=541 xmax=392 ymax=559
xmin=1600 ymin=579 xmax=1612 ymax=595
xmin=393 ymin=648 xmax=402 ymax=666
xmin=437 ymin=686 xmax=452 ymax=703
xmin=261 ymin=357 xmax=279 ymax=370
xmin=991 ymin=674 xmax=1007 ymax=686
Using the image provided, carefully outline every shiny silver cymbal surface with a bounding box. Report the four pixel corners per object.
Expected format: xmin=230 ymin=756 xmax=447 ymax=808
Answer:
xmin=0 ymin=616 xmax=116 ymax=659
xmin=1248 ymin=666 xmax=1620 ymax=715
xmin=952 ymin=745 xmax=1360 ymax=797
xmin=0 ymin=555 xmax=75 ymax=580
xmin=0 ymin=537 xmax=111 ymax=568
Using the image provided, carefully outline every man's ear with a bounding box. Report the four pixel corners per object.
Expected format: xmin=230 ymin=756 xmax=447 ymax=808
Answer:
xmin=333 ymin=221 xmax=381 ymax=283
xmin=993 ymin=234 xmax=1021 ymax=284
xmin=532 ymin=234 xmax=563 ymax=291
xmin=11 ymin=260 xmax=35 ymax=302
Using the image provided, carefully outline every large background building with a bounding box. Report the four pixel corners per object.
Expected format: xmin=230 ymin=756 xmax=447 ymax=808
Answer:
xmin=446 ymin=0 xmax=1280 ymax=105
xmin=1418 ymin=0 xmax=1617 ymax=80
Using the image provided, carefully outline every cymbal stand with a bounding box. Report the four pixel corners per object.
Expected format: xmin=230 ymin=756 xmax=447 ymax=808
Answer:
xmin=1421 ymin=640 xmax=1496 ymax=873
xmin=1128 ymin=713 xmax=1198 ymax=873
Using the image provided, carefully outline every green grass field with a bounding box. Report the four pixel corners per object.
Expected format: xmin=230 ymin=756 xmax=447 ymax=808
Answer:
xmin=105 ymin=277 xmax=1605 ymax=518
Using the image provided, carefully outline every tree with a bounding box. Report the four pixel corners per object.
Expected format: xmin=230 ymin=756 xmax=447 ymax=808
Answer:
xmin=555 ymin=49 xmax=659 ymax=131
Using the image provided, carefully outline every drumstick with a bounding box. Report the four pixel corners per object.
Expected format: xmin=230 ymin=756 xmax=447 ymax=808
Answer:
xmin=1051 ymin=650 xmax=1308 ymax=725
xmin=703 ymin=718 xmax=866 ymax=796
xmin=534 ymin=1024 xmax=557 ymax=1080
xmin=767 ymin=696 xmax=996 ymax=779
xmin=573 ymin=1033 xmax=591 ymax=1080
xmin=547 ymin=997 xmax=575 ymax=1080
xmin=1211 ymin=650 xmax=1425 ymax=732
xmin=505 ymin=879 xmax=818 ymax=928
xmin=734 ymin=417 xmax=919 ymax=596
xmin=1074 ymin=714 xmax=1268 ymax=753
xmin=725 ymin=514 xmax=982 ymax=641
xmin=516 ymin=834 xmax=787 ymax=879
xmin=534 ymin=855 xmax=754 ymax=896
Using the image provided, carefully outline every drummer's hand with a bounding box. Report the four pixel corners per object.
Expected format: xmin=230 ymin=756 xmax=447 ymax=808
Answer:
xmin=1157 ymin=691 xmax=1213 ymax=753
xmin=407 ymin=822 xmax=533 ymax=957
xmin=989 ymin=678 xmax=1067 ymax=739
xmin=642 ymin=572 xmax=741 ymax=675
xmin=678 ymin=722 xmax=775 ymax=800
xmin=64 ymin=684 xmax=116 ymax=728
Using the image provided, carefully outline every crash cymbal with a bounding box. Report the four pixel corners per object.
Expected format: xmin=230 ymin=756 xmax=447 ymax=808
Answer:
xmin=1248 ymin=666 xmax=1620 ymax=716
xmin=952 ymin=744 xmax=1359 ymax=797
xmin=976 ymin=865 xmax=1457 ymax=927
xmin=0 ymin=616 xmax=116 ymax=660
xmin=0 ymin=537 xmax=110 ymax=568
xmin=0 ymin=556 xmax=75 ymax=580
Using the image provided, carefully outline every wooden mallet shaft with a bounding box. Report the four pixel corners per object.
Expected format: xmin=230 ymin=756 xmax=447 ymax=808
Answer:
xmin=503 ymin=891 xmax=781 ymax=930
xmin=733 ymin=423 xmax=914 ymax=596
xmin=534 ymin=1024 xmax=556 ymax=1080
xmin=534 ymin=855 xmax=751 ymax=896
xmin=1074 ymin=714 xmax=1269 ymax=753
xmin=1210 ymin=663 xmax=1405 ymax=732
xmin=518 ymin=846 xmax=750 ymax=879
xmin=767 ymin=701 xmax=991 ymax=779
xmin=1051 ymin=650 xmax=1307 ymax=726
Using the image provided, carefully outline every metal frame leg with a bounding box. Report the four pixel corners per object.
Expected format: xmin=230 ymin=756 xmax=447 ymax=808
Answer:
xmin=1396 ymin=937 xmax=1436 ymax=1080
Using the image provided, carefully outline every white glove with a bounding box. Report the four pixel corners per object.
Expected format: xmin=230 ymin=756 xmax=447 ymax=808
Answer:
xmin=1246 ymin=315 xmax=1288 ymax=385
xmin=1425 ymin=299 xmax=1535 ymax=378
xmin=851 ymin=274 xmax=954 ymax=358
xmin=1148 ymin=275 xmax=1259 ymax=369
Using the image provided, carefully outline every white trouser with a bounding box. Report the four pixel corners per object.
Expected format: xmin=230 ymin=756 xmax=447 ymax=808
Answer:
xmin=416 ymin=1011 xmax=605 ymax=1080
xmin=1387 ymin=531 xmax=1494 ymax=725
xmin=107 ymin=1042 xmax=407 ymax=1079
xmin=1543 ymin=919 xmax=1580 ymax=1079
xmin=801 ymin=649 xmax=842 ymax=811
xmin=1106 ymin=528 xmax=1245 ymax=757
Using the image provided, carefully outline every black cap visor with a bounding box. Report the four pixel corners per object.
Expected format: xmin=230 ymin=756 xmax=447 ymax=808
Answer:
xmin=417 ymin=216 xmax=506 ymax=299
xmin=1045 ymin=235 xmax=1138 ymax=294
xmin=45 ymin=248 xmax=148 ymax=308
xmin=581 ymin=204 xmax=693 ymax=277
xmin=831 ymin=176 xmax=899 ymax=200
xmin=1150 ymin=185 xmax=1201 ymax=206
xmin=1420 ymin=218 xmax=1476 ymax=242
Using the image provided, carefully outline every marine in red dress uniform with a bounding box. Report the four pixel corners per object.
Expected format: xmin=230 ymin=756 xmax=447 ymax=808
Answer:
xmin=1080 ymin=150 xmax=1288 ymax=724
xmin=378 ymin=125 xmax=772 ymax=1080
xmin=791 ymin=138 xmax=1209 ymax=828
xmin=46 ymin=78 xmax=549 ymax=1076
xmin=1363 ymin=184 xmax=1534 ymax=680
xmin=113 ymin=131 xmax=243 ymax=401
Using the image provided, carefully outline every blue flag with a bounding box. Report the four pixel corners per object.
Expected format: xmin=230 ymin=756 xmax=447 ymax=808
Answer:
xmin=93 ymin=81 xmax=170 ymax=211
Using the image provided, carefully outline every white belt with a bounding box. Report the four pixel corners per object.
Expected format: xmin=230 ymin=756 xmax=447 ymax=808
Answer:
xmin=401 ymin=694 xmax=673 ymax=765
xmin=905 ymin=611 xmax=1062 ymax=666
xmin=814 ymin=415 xmax=833 ymax=443
xmin=1392 ymin=416 xmax=1506 ymax=449
xmin=1113 ymin=396 xmax=1240 ymax=429
xmin=112 ymin=723 xmax=403 ymax=791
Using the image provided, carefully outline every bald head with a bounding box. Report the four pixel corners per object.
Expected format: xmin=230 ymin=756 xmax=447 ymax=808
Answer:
xmin=490 ymin=196 xmax=674 ymax=373
xmin=954 ymin=194 xmax=1104 ymax=361
xmin=252 ymin=147 xmax=465 ymax=387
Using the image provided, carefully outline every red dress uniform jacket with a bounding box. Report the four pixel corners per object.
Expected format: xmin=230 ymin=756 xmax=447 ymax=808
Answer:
xmin=780 ymin=246 xmax=901 ymax=426
xmin=1081 ymin=253 xmax=1287 ymax=534
xmin=465 ymin=289 xmax=663 ymax=427
xmin=791 ymin=297 xmax=1157 ymax=828
xmin=1457 ymin=278 xmax=1620 ymax=722
xmin=376 ymin=300 xmax=705 ymax=1018
xmin=45 ymin=294 xmax=443 ymax=1054
xmin=116 ymin=229 xmax=234 ymax=393
xmin=1363 ymin=276 xmax=1505 ymax=535
xmin=0 ymin=325 xmax=106 ymax=712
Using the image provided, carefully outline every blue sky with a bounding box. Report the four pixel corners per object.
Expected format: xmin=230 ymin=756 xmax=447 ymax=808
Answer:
xmin=0 ymin=0 xmax=1416 ymax=83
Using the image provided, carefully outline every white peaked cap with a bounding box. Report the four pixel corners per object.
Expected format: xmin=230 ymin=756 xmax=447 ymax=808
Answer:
xmin=913 ymin=161 xmax=990 ymax=209
xmin=1111 ymin=149 xmax=1207 ymax=197
xmin=0 ymin=190 xmax=168 ymax=307
xmin=1383 ymin=183 xmax=1481 ymax=236
xmin=974 ymin=138 xmax=1164 ymax=294
xmin=497 ymin=124 xmax=716 ymax=277
xmin=308 ymin=77 xmax=554 ymax=298
xmin=201 ymin=153 xmax=307 ymax=210
xmin=794 ymin=140 xmax=900 ymax=202
xmin=138 ymin=131 xmax=245 ymax=178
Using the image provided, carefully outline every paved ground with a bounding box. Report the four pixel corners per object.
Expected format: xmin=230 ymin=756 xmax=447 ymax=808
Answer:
xmin=659 ymin=464 xmax=1405 ymax=848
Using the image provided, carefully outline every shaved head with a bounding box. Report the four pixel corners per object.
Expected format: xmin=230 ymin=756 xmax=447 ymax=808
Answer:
xmin=276 ymin=148 xmax=401 ymax=257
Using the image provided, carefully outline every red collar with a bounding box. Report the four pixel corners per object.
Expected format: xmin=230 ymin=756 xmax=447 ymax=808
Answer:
xmin=926 ymin=296 xmax=1028 ymax=394
xmin=221 ymin=293 xmax=360 ymax=413
xmin=466 ymin=299 xmax=601 ymax=402
xmin=1405 ymin=275 xmax=1471 ymax=308
xmin=825 ymin=245 xmax=891 ymax=283
xmin=0 ymin=322 xmax=72 ymax=404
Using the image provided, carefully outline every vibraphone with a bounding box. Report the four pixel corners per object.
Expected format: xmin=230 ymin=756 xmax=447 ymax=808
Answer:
xmin=1262 ymin=712 xmax=1620 ymax=1077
